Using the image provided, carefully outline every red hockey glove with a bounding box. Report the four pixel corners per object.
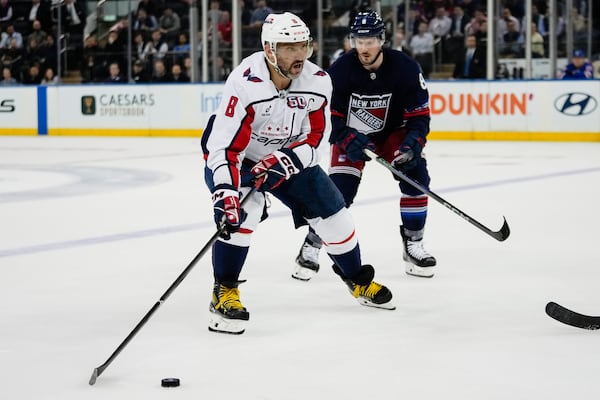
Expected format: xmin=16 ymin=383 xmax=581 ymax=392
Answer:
xmin=212 ymin=184 xmax=246 ymax=240
xmin=251 ymin=148 xmax=303 ymax=190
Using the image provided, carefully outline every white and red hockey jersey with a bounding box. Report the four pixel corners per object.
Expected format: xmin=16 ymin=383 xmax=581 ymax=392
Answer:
xmin=202 ymin=51 xmax=332 ymax=189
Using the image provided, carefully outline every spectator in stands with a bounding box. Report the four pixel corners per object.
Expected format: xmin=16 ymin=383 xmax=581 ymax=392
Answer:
xmin=171 ymin=63 xmax=189 ymax=82
xmin=25 ymin=37 xmax=44 ymax=66
xmin=531 ymin=4 xmax=548 ymax=40
xmin=159 ymin=7 xmax=181 ymax=37
xmin=142 ymin=29 xmax=168 ymax=62
xmin=27 ymin=20 xmax=47 ymax=47
xmin=0 ymin=23 xmax=23 ymax=49
xmin=136 ymin=0 xmax=161 ymax=20
xmin=239 ymin=0 xmax=252 ymax=27
xmin=181 ymin=55 xmax=193 ymax=78
xmin=446 ymin=5 xmax=469 ymax=56
xmin=0 ymin=0 xmax=13 ymax=23
xmin=151 ymin=58 xmax=172 ymax=82
xmin=38 ymin=33 xmax=56 ymax=71
xmin=80 ymin=34 xmax=99 ymax=82
xmin=0 ymin=65 xmax=17 ymax=84
xmin=406 ymin=7 xmax=428 ymax=37
xmin=132 ymin=59 xmax=150 ymax=83
xmin=103 ymin=29 xmax=125 ymax=68
xmin=134 ymin=8 xmax=158 ymax=33
xmin=41 ymin=66 xmax=59 ymax=84
xmin=172 ymin=32 xmax=190 ymax=64
xmin=330 ymin=35 xmax=352 ymax=66
xmin=1 ymin=37 xmax=23 ymax=72
xmin=249 ymin=0 xmax=272 ymax=26
xmin=409 ymin=21 xmax=434 ymax=78
xmin=133 ymin=32 xmax=146 ymax=61
xmin=474 ymin=19 xmax=488 ymax=48
xmin=395 ymin=29 xmax=413 ymax=57
xmin=450 ymin=5 xmax=470 ymax=37
xmin=27 ymin=0 xmax=52 ymax=33
xmin=0 ymin=37 xmax=22 ymax=69
xmin=530 ymin=22 xmax=545 ymax=58
xmin=218 ymin=10 xmax=232 ymax=46
xmin=212 ymin=55 xmax=230 ymax=81
xmin=61 ymin=0 xmax=85 ymax=36
xmin=497 ymin=7 xmax=519 ymax=41
xmin=452 ymin=34 xmax=485 ymax=79
xmin=428 ymin=6 xmax=451 ymax=39
xmin=428 ymin=6 xmax=452 ymax=62
xmin=558 ymin=49 xmax=594 ymax=80
xmin=460 ymin=0 xmax=479 ymax=17
xmin=22 ymin=62 xmax=42 ymax=84
xmin=500 ymin=19 xmax=522 ymax=57
xmin=105 ymin=62 xmax=126 ymax=83
xmin=466 ymin=7 xmax=486 ymax=36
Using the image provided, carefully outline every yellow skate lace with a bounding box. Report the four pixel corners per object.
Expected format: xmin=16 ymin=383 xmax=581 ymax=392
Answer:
xmin=216 ymin=287 xmax=244 ymax=310
xmin=353 ymin=281 xmax=383 ymax=299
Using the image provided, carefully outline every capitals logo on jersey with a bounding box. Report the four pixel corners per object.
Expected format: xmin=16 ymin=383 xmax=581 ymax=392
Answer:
xmin=347 ymin=93 xmax=392 ymax=134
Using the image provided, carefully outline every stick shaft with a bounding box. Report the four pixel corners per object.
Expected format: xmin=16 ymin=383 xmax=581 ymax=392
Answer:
xmin=89 ymin=182 xmax=261 ymax=385
xmin=364 ymin=149 xmax=510 ymax=242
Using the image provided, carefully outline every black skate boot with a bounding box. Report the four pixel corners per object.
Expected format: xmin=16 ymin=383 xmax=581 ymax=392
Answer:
xmin=208 ymin=280 xmax=249 ymax=334
xmin=401 ymin=226 xmax=437 ymax=278
xmin=333 ymin=264 xmax=395 ymax=310
xmin=293 ymin=241 xmax=321 ymax=281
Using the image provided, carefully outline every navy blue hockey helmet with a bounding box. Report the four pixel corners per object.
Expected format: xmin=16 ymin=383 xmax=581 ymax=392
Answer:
xmin=350 ymin=10 xmax=385 ymax=41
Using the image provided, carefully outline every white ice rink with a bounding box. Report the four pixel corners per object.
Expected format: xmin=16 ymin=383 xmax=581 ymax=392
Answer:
xmin=1 ymin=136 xmax=599 ymax=400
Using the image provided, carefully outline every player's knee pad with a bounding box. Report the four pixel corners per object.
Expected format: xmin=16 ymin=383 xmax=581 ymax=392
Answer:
xmin=307 ymin=208 xmax=357 ymax=255
xmin=222 ymin=188 xmax=266 ymax=247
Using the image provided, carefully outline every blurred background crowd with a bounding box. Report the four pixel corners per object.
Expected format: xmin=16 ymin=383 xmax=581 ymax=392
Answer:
xmin=0 ymin=0 xmax=597 ymax=84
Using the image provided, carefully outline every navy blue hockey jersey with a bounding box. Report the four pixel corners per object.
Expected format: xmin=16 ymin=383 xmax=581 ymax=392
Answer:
xmin=328 ymin=48 xmax=430 ymax=140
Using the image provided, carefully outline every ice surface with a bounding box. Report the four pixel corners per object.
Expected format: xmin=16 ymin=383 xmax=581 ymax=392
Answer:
xmin=1 ymin=136 xmax=599 ymax=400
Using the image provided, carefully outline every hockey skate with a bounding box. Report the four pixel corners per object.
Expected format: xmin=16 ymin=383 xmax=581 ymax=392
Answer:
xmin=292 ymin=242 xmax=321 ymax=281
xmin=401 ymin=227 xmax=436 ymax=278
xmin=334 ymin=264 xmax=395 ymax=310
xmin=208 ymin=281 xmax=249 ymax=334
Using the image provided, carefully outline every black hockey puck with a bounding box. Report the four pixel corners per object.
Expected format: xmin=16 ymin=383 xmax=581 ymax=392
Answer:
xmin=161 ymin=377 xmax=180 ymax=387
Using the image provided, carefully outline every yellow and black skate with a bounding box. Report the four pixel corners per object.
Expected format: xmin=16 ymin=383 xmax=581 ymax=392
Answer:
xmin=208 ymin=280 xmax=249 ymax=334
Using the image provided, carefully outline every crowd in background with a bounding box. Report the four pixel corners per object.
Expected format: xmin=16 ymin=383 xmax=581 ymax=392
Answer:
xmin=0 ymin=0 xmax=597 ymax=84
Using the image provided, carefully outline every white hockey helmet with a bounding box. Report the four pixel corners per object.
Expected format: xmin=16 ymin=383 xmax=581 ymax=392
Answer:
xmin=261 ymin=12 xmax=312 ymax=54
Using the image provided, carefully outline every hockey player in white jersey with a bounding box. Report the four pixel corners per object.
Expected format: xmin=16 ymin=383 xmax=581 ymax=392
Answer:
xmin=202 ymin=12 xmax=395 ymax=334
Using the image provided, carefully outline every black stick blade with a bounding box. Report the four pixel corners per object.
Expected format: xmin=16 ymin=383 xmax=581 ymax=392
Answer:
xmin=89 ymin=368 xmax=99 ymax=385
xmin=545 ymin=301 xmax=600 ymax=330
xmin=491 ymin=217 xmax=510 ymax=242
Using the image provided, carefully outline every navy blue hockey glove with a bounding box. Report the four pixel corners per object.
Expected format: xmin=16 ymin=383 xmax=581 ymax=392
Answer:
xmin=335 ymin=127 xmax=372 ymax=162
xmin=212 ymin=184 xmax=246 ymax=240
xmin=251 ymin=148 xmax=303 ymax=190
xmin=393 ymin=134 xmax=425 ymax=172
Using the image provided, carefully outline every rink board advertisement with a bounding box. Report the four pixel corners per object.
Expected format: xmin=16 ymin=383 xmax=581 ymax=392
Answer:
xmin=46 ymin=84 xmax=224 ymax=136
xmin=0 ymin=87 xmax=38 ymax=135
xmin=428 ymin=80 xmax=600 ymax=141
xmin=0 ymin=81 xmax=597 ymax=140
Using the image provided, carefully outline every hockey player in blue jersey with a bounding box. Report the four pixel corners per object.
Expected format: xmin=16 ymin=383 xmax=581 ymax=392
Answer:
xmin=294 ymin=10 xmax=437 ymax=281
xmin=202 ymin=12 xmax=395 ymax=334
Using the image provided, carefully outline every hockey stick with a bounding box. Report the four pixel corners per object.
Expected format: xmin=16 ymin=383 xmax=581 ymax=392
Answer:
xmin=89 ymin=178 xmax=264 ymax=385
xmin=363 ymin=148 xmax=510 ymax=242
xmin=545 ymin=301 xmax=600 ymax=330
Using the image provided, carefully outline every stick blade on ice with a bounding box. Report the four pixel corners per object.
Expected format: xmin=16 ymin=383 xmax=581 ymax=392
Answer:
xmin=545 ymin=301 xmax=600 ymax=330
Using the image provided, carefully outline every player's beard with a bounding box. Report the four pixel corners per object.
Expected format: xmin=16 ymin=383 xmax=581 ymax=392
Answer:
xmin=277 ymin=58 xmax=305 ymax=80
xmin=358 ymin=49 xmax=382 ymax=67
